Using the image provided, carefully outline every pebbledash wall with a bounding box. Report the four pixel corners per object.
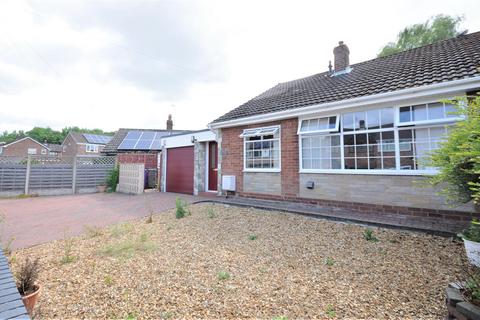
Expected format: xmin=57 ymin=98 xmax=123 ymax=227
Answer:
xmin=219 ymin=117 xmax=475 ymax=220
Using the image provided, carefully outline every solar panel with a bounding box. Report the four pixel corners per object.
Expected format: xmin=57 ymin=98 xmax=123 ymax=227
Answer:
xmin=83 ymin=134 xmax=113 ymax=144
xmin=118 ymin=131 xmax=166 ymax=150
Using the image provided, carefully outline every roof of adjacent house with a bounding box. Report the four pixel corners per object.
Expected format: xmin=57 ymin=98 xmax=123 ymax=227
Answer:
xmin=102 ymin=128 xmax=190 ymax=154
xmin=213 ymin=31 xmax=480 ymax=123
xmin=2 ymin=136 xmax=49 ymax=149
xmin=66 ymin=132 xmax=113 ymax=145
xmin=45 ymin=143 xmax=63 ymax=153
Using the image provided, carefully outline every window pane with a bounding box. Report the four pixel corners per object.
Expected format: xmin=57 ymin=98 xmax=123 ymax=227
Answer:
xmin=331 ymin=135 xmax=340 ymax=146
xmin=355 ymin=133 xmax=367 ymax=145
xmin=428 ymin=102 xmax=444 ymax=120
xmin=380 ymin=108 xmax=394 ymax=128
xmin=356 ymin=158 xmax=368 ymax=169
xmin=344 ymin=158 xmax=355 ymax=169
xmin=369 ymin=157 xmax=382 ymax=170
xmin=399 ymin=106 xmax=411 ymax=123
xmin=343 ymin=134 xmax=355 ymax=146
xmin=366 ymin=109 xmax=380 ymax=129
xmin=400 ymin=157 xmax=414 ymax=170
xmin=412 ymin=105 xmax=427 ymax=121
xmin=383 ymin=157 xmax=396 ymax=169
xmin=355 ymin=112 xmax=366 ymax=130
xmin=332 ymin=159 xmax=341 ymax=169
xmin=445 ymin=103 xmax=457 ymax=118
xmin=303 ymin=159 xmax=312 ymax=169
xmin=311 ymin=136 xmax=321 ymax=148
xmin=342 ymin=113 xmax=355 ymax=132
xmin=328 ymin=117 xmax=337 ymax=129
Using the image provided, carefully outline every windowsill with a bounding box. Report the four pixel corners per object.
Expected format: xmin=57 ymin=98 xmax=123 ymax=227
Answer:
xmin=299 ymin=169 xmax=437 ymax=176
xmin=243 ymin=169 xmax=281 ymax=173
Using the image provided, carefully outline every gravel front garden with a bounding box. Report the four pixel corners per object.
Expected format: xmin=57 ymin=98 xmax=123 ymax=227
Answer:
xmin=10 ymin=203 xmax=468 ymax=319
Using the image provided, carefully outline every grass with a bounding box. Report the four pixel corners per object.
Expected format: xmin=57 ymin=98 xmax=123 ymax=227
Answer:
xmin=272 ymin=317 xmax=288 ymax=320
xmin=110 ymin=223 xmax=134 ymax=238
xmin=99 ymin=234 xmax=156 ymax=259
xmin=217 ymin=271 xmax=230 ymax=280
xmin=175 ymin=197 xmax=189 ymax=219
xmin=84 ymin=225 xmax=103 ymax=238
xmin=207 ymin=208 xmax=216 ymax=219
xmin=60 ymin=238 xmax=76 ymax=264
xmin=363 ymin=229 xmax=379 ymax=242
xmin=325 ymin=257 xmax=335 ymax=266
xmin=325 ymin=305 xmax=336 ymax=318
xmin=104 ymin=275 xmax=114 ymax=286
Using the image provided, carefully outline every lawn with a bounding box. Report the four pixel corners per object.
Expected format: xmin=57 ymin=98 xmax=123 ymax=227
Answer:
xmin=10 ymin=203 xmax=467 ymax=319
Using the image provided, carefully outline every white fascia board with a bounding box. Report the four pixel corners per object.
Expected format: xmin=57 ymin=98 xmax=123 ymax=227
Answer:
xmin=162 ymin=130 xmax=216 ymax=149
xmin=3 ymin=137 xmax=51 ymax=150
xmin=209 ymin=76 xmax=480 ymax=129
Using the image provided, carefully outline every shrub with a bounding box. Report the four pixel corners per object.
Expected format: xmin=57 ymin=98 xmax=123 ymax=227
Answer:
xmin=217 ymin=271 xmax=230 ymax=280
xmin=459 ymin=219 xmax=480 ymax=242
xmin=16 ymin=257 xmax=40 ymax=296
xmin=363 ymin=229 xmax=379 ymax=242
xmin=457 ymin=267 xmax=480 ymax=306
xmin=207 ymin=208 xmax=216 ymax=219
xmin=175 ymin=198 xmax=188 ymax=219
xmin=325 ymin=257 xmax=335 ymax=266
xmin=427 ymin=96 xmax=480 ymax=208
xmin=248 ymin=234 xmax=257 ymax=241
xmin=61 ymin=238 xmax=76 ymax=264
xmin=106 ymin=166 xmax=120 ymax=192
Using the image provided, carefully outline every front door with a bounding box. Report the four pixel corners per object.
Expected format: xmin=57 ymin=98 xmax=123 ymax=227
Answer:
xmin=208 ymin=142 xmax=218 ymax=191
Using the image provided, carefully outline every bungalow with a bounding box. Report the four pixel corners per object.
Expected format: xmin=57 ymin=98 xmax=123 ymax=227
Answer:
xmin=62 ymin=132 xmax=113 ymax=156
xmin=209 ymin=32 xmax=480 ymax=219
xmin=0 ymin=137 xmax=54 ymax=157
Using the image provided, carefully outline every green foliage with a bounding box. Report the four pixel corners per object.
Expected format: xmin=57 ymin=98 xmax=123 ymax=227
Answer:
xmin=207 ymin=208 xmax=216 ymax=219
xmin=248 ymin=234 xmax=257 ymax=241
xmin=104 ymin=275 xmax=114 ymax=286
xmin=110 ymin=223 xmax=133 ymax=238
xmin=61 ymin=238 xmax=76 ymax=264
xmin=0 ymin=127 xmax=114 ymax=145
xmin=217 ymin=271 xmax=230 ymax=280
xmin=160 ymin=311 xmax=173 ymax=319
xmin=0 ymin=130 xmax=26 ymax=144
xmin=427 ymin=96 xmax=480 ymax=207
xmin=378 ymin=15 xmax=465 ymax=57
xmin=325 ymin=305 xmax=336 ymax=318
xmin=175 ymin=197 xmax=188 ymax=219
xmin=106 ymin=166 xmax=119 ymax=192
xmin=99 ymin=234 xmax=156 ymax=259
xmin=84 ymin=225 xmax=103 ymax=238
xmin=325 ymin=257 xmax=335 ymax=266
xmin=363 ymin=229 xmax=379 ymax=242
xmin=459 ymin=220 xmax=480 ymax=242
xmin=272 ymin=317 xmax=288 ymax=320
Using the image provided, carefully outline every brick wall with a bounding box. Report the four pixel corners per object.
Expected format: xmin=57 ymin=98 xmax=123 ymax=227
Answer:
xmin=1 ymin=138 xmax=48 ymax=157
xmin=220 ymin=118 xmax=299 ymax=198
xmin=117 ymin=153 xmax=158 ymax=169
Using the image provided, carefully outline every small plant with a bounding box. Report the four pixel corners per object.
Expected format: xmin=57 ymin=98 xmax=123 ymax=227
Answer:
xmin=207 ymin=208 xmax=216 ymax=219
xmin=106 ymin=166 xmax=119 ymax=192
xmin=61 ymin=238 xmax=76 ymax=264
xmin=248 ymin=234 xmax=257 ymax=241
xmin=456 ymin=267 xmax=480 ymax=306
xmin=16 ymin=257 xmax=40 ymax=296
xmin=217 ymin=271 xmax=230 ymax=280
xmin=175 ymin=197 xmax=188 ymax=219
xmin=272 ymin=317 xmax=288 ymax=320
xmin=110 ymin=223 xmax=133 ymax=238
xmin=84 ymin=225 xmax=103 ymax=238
xmin=459 ymin=220 xmax=480 ymax=242
xmin=325 ymin=257 xmax=335 ymax=266
xmin=104 ymin=275 xmax=114 ymax=286
xmin=325 ymin=304 xmax=336 ymax=318
xmin=160 ymin=311 xmax=173 ymax=319
xmin=125 ymin=313 xmax=137 ymax=320
xmin=3 ymin=237 xmax=15 ymax=255
xmin=140 ymin=232 xmax=149 ymax=243
xmin=100 ymin=235 xmax=156 ymax=259
xmin=363 ymin=229 xmax=379 ymax=242
xmin=166 ymin=225 xmax=173 ymax=231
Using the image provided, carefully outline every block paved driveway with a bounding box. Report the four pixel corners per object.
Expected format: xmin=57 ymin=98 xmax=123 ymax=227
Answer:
xmin=0 ymin=192 xmax=202 ymax=249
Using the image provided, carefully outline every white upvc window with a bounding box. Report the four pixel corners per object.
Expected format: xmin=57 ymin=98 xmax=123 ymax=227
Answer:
xmin=299 ymin=101 xmax=458 ymax=175
xmin=27 ymin=148 xmax=37 ymax=155
xmin=242 ymin=125 xmax=281 ymax=172
xmin=298 ymin=115 xmax=339 ymax=134
xmin=86 ymin=144 xmax=99 ymax=153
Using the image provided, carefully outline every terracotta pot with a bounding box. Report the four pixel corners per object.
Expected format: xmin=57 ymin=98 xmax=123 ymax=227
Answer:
xmin=97 ymin=185 xmax=107 ymax=193
xmin=21 ymin=284 xmax=40 ymax=316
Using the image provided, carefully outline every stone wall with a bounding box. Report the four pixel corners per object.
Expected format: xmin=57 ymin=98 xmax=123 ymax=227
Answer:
xmin=243 ymin=172 xmax=281 ymax=195
xmin=299 ymin=173 xmax=474 ymax=212
xmin=194 ymin=142 xmax=207 ymax=195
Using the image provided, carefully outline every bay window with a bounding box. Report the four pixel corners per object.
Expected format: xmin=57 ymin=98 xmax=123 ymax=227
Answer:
xmin=299 ymin=101 xmax=457 ymax=174
xmin=241 ymin=126 xmax=280 ymax=171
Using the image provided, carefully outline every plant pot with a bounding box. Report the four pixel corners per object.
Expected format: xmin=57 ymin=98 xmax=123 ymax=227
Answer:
xmin=464 ymin=239 xmax=480 ymax=267
xmin=21 ymin=284 xmax=40 ymax=316
xmin=97 ymin=185 xmax=107 ymax=193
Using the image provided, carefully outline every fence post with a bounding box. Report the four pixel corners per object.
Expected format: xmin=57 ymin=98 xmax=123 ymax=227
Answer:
xmin=24 ymin=155 xmax=31 ymax=195
xmin=72 ymin=156 xmax=77 ymax=194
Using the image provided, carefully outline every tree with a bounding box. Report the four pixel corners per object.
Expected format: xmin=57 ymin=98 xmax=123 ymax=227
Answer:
xmin=378 ymin=14 xmax=466 ymax=57
xmin=428 ymin=95 xmax=480 ymax=209
xmin=26 ymin=127 xmax=64 ymax=145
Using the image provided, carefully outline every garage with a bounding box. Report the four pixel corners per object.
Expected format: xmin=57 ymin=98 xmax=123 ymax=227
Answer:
xmin=166 ymin=146 xmax=194 ymax=194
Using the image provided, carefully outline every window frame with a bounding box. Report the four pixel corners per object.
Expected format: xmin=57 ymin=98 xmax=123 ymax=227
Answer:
xmin=85 ymin=144 xmax=99 ymax=153
xmin=297 ymin=114 xmax=340 ymax=135
xmin=298 ymin=102 xmax=458 ymax=176
xmin=396 ymin=101 xmax=463 ymax=127
xmin=27 ymin=148 xmax=37 ymax=155
xmin=243 ymin=125 xmax=281 ymax=173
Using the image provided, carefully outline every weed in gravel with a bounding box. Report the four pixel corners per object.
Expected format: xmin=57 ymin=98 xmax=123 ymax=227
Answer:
xmin=2 ymin=237 xmax=14 ymax=255
xmin=325 ymin=257 xmax=335 ymax=266
xmin=363 ymin=229 xmax=379 ymax=242
xmin=207 ymin=208 xmax=216 ymax=218
xmin=217 ymin=271 xmax=230 ymax=280
xmin=110 ymin=223 xmax=134 ymax=238
xmin=125 ymin=313 xmax=137 ymax=320
xmin=100 ymin=234 xmax=156 ymax=259
xmin=84 ymin=225 xmax=103 ymax=238
xmin=160 ymin=311 xmax=173 ymax=319
xmin=325 ymin=305 xmax=336 ymax=318
xmin=248 ymin=234 xmax=257 ymax=241
xmin=9 ymin=255 xmax=16 ymax=264
xmin=272 ymin=316 xmax=288 ymax=320
xmin=60 ymin=238 xmax=76 ymax=264
xmin=146 ymin=212 xmax=153 ymax=224
xmin=175 ymin=197 xmax=189 ymax=219
xmin=166 ymin=225 xmax=173 ymax=231
xmin=104 ymin=275 xmax=114 ymax=286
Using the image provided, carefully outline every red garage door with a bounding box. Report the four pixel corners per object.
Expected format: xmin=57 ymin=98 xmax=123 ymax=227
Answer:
xmin=166 ymin=146 xmax=194 ymax=194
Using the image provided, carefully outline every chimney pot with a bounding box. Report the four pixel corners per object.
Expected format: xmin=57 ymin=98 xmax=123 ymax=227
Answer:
xmin=333 ymin=41 xmax=350 ymax=72
xmin=166 ymin=114 xmax=173 ymax=131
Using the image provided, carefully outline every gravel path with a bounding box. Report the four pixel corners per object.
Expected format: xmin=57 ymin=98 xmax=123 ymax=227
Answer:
xmin=10 ymin=203 xmax=468 ymax=319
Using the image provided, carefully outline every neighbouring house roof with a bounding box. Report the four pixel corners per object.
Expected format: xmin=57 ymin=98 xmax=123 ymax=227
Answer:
xmin=65 ymin=132 xmax=113 ymax=145
xmin=45 ymin=143 xmax=63 ymax=153
xmin=212 ymin=31 xmax=480 ymax=124
xmin=102 ymin=128 xmax=190 ymax=154
xmin=2 ymin=136 xmax=50 ymax=150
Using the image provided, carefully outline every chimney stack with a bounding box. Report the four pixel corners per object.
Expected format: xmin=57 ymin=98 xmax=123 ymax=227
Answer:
xmin=166 ymin=114 xmax=173 ymax=131
xmin=333 ymin=41 xmax=350 ymax=72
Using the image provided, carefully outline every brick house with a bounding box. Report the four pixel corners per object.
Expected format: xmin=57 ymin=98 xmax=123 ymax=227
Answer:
xmin=62 ymin=132 xmax=113 ymax=156
xmin=209 ymin=32 xmax=480 ymax=219
xmin=0 ymin=137 xmax=54 ymax=156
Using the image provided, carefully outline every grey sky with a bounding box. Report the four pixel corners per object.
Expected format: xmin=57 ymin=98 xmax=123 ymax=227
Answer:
xmin=0 ymin=0 xmax=479 ymax=132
